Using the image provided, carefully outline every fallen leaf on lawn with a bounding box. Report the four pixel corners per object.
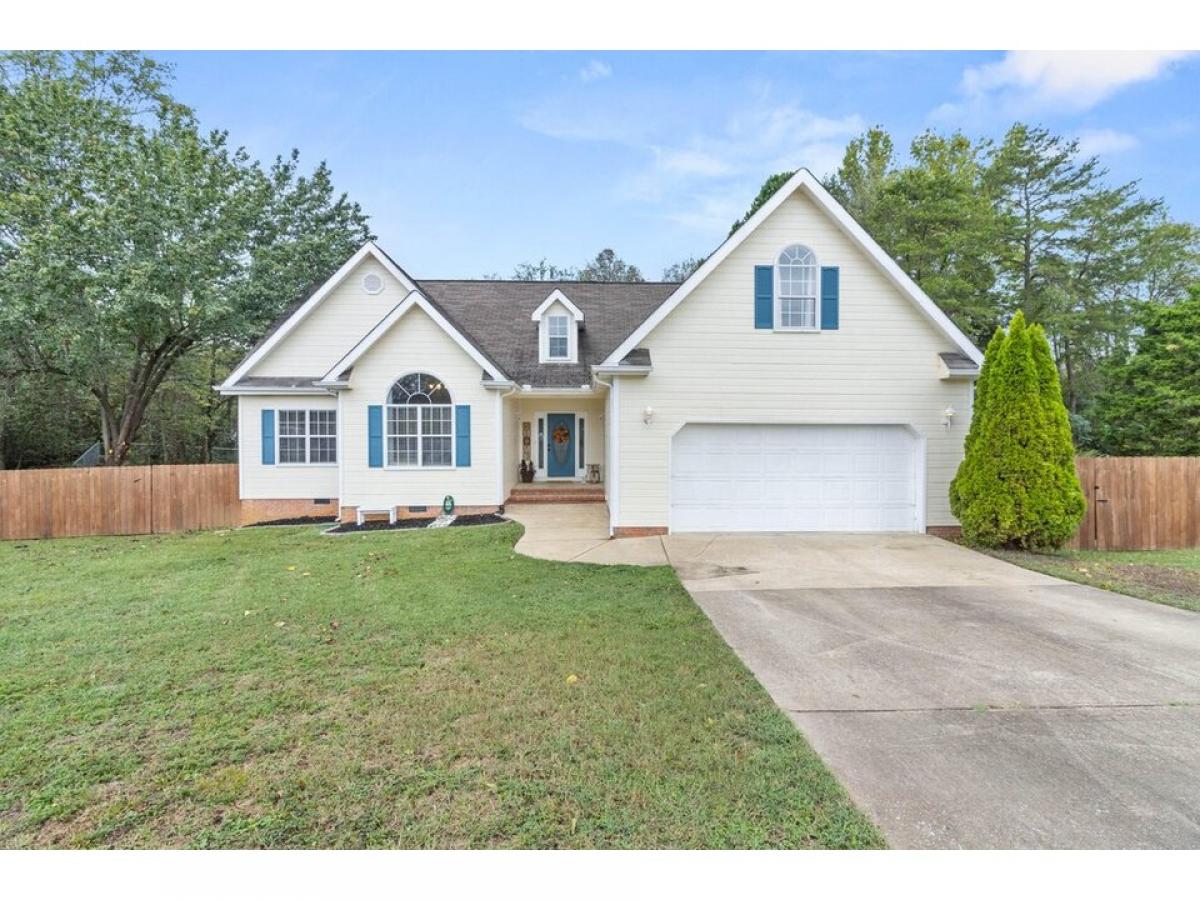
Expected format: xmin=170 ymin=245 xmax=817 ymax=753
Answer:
xmin=275 ymin=621 xmax=286 ymax=627
xmin=565 ymin=674 xmax=579 ymax=684
xmin=301 ymin=572 xmax=311 ymax=577
xmin=705 ymin=717 xmax=716 ymax=726
xmin=330 ymin=621 xmax=340 ymax=630
xmin=286 ymin=566 xmax=297 ymax=571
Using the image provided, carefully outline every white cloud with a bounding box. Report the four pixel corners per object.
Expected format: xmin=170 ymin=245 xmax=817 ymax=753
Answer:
xmin=937 ymin=50 xmax=1194 ymax=120
xmin=519 ymin=83 xmax=863 ymax=235
xmin=1075 ymin=128 xmax=1139 ymax=157
xmin=579 ymin=59 xmax=612 ymax=83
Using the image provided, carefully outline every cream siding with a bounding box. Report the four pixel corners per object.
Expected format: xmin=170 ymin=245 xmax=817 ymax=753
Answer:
xmin=252 ymin=259 xmax=406 ymax=378
xmin=501 ymin=394 xmax=518 ymax=501
xmin=237 ymin=394 xmax=340 ymax=500
xmin=339 ymin=305 xmax=500 ymax=509
xmin=613 ymin=189 xmax=974 ymax=529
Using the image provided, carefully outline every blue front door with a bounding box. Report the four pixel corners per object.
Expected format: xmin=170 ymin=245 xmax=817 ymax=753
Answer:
xmin=546 ymin=413 xmax=575 ymax=477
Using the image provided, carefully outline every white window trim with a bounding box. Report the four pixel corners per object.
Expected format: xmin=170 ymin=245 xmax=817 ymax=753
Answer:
xmin=775 ymin=245 xmax=820 ymax=333
xmin=275 ymin=409 xmax=338 ymax=467
xmin=544 ymin=314 xmax=572 ymax=362
xmin=384 ymin=373 xmax=456 ymax=469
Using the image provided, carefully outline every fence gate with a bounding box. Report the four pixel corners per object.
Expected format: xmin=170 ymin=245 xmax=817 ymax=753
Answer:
xmin=1072 ymin=457 xmax=1200 ymax=551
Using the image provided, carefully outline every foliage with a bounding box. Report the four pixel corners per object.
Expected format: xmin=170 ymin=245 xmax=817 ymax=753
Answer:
xmin=662 ymin=256 xmax=704 ymax=281
xmin=0 ymin=51 xmax=371 ymax=465
xmin=577 ymin=248 xmax=644 ymax=282
xmin=1087 ymin=285 xmax=1200 ymax=455
xmin=511 ymin=257 xmax=579 ymax=281
xmin=950 ymin=312 xmax=1085 ymax=549
xmin=0 ymin=524 xmax=882 ymax=848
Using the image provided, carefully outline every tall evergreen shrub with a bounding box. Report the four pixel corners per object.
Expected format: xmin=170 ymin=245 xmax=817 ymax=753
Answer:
xmin=950 ymin=311 xmax=1086 ymax=548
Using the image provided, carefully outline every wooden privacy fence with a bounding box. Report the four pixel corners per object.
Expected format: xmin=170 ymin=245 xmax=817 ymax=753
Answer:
xmin=1071 ymin=457 xmax=1200 ymax=551
xmin=0 ymin=464 xmax=239 ymax=541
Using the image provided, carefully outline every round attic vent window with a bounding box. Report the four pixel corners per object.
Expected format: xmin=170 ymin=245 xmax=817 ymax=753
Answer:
xmin=362 ymin=272 xmax=384 ymax=294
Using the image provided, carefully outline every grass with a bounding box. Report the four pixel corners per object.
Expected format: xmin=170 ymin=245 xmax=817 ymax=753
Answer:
xmin=0 ymin=522 xmax=882 ymax=849
xmin=987 ymin=546 xmax=1200 ymax=613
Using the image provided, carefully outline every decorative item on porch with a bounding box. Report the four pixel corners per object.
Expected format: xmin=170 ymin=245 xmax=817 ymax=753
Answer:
xmin=586 ymin=463 xmax=601 ymax=484
xmin=519 ymin=459 xmax=535 ymax=483
xmin=551 ymin=423 xmax=571 ymax=468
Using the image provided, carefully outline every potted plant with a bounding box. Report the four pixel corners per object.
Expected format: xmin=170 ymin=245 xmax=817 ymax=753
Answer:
xmin=519 ymin=460 xmax=535 ymax=483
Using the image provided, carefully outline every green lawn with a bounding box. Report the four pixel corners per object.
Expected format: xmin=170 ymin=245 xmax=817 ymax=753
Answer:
xmin=0 ymin=523 xmax=881 ymax=849
xmin=988 ymin=546 xmax=1200 ymax=613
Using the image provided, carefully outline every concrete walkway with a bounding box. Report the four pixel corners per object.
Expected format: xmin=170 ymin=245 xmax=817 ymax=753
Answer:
xmin=671 ymin=532 xmax=1200 ymax=849
xmin=505 ymin=503 xmax=669 ymax=566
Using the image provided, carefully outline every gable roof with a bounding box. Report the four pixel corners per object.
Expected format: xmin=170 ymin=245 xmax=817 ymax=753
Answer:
xmin=415 ymin=280 xmax=676 ymax=387
xmin=601 ymin=168 xmax=984 ymax=367
xmin=219 ymin=242 xmax=418 ymax=390
xmin=531 ymin=289 xmax=584 ymax=322
xmin=317 ymin=289 xmax=509 ymax=385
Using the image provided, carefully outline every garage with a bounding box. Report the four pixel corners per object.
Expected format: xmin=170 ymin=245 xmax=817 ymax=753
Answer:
xmin=669 ymin=424 xmax=922 ymax=533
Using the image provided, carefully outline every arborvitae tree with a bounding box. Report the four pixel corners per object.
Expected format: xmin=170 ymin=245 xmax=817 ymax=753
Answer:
xmin=949 ymin=326 xmax=1003 ymax=519
xmin=950 ymin=311 xmax=1085 ymax=549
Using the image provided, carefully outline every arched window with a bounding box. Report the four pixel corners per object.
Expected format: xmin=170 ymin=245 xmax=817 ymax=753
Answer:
xmin=777 ymin=244 xmax=818 ymax=330
xmin=386 ymin=373 xmax=453 ymax=467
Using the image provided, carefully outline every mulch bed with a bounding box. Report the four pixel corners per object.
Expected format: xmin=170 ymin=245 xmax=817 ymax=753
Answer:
xmin=447 ymin=513 xmax=508 ymax=527
xmin=247 ymin=515 xmax=338 ymax=527
xmin=325 ymin=513 xmax=508 ymax=535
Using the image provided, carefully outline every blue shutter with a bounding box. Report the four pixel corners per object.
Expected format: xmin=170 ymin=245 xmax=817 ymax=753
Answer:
xmin=455 ymin=405 xmax=471 ymax=467
xmin=367 ymin=405 xmax=383 ymax=468
xmin=260 ymin=409 xmax=275 ymax=465
xmin=820 ymin=266 xmax=840 ymax=330
xmin=754 ymin=265 xmax=774 ymax=329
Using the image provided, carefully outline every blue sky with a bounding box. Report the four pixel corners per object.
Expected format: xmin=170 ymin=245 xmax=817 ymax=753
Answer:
xmin=155 ymin=51 xmax=1199 ymax=279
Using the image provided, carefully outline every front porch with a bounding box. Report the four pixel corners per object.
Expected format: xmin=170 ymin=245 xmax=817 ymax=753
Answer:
xmin=505 ymin=481 xmax=605 ymax=504
xmin=507 ymin=393 xmax=606 ymax=489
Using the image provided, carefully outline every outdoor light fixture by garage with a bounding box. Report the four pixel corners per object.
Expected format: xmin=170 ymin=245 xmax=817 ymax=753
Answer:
xmin=642 ymin=406 xmax=655 ymax=424
xmin=942 ymin=406 xmax=957 ymax=430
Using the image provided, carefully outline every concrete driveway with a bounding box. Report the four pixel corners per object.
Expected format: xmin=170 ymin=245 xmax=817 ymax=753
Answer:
xmin=664 ymin=532 xmax=1200 ymax=849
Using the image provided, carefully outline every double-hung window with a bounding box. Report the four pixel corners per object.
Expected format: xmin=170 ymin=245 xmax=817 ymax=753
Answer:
xmin=386 ymin=373 xmax=454 ymax=467
xmin=547 ymin=315 xmax=569 ymax=360
xmin=277 ymin=409 xmax=337 ymax=464
xmin=777 ymin=245 xmax=818 ymax=330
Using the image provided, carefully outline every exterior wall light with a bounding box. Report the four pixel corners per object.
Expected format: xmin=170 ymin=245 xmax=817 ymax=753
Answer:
xmin=943 ymin=406 xmax=957 ymax=430
xmin=642 ymin=406 xmax=655 ymax=424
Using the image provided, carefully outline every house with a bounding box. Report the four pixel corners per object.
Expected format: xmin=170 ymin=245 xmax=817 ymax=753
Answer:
xmin=218 ymin=169 xmax=981 ymax=536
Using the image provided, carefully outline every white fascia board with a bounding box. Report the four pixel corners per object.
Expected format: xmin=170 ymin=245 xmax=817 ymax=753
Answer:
xmin=531 ymin=289 xmax=584 ymax=322
xmin=220 ymin=242 xmax=417 ymax=390
xmin=600 ymin=168 xmax=983 ymax=367
xmin=214 ymin=384 xmax=333 ymax=396
xmin=482 ymin=378 xmax=518 ymax=390
xmin=590 ymin=364 xmax=651 ymax=376
xmin=317 ymin=290 xmax=507 ymax=384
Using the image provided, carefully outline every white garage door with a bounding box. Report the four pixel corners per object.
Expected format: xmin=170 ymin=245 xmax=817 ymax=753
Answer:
xmin=670 ymin=424 xmax=921 ymax=533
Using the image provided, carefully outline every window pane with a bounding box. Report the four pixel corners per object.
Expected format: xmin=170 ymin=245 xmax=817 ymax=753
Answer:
xmin=389 ymin=373 xmax=420 ymax=404
xmin=422 ymin=436 xmax=452 ymax=467
xmin=549 ymin=336 xmax=568 ymax=358
xmin=309 ymin=410 xmax=336 ymax=436
xmin=388 ymin=406 xmax=417 ymax=436
xmin=549 ymin=316 xmax=568 ymax=337
xmin=537 ymin=418 xmax=545 ymax=468
xmin=388 ymin=436 xmax=417 ymax=466
xmin=422 ymin=406 xmax=452 ymax=436
xmin=310 ymin=437 xmax=337 ymax=463
xmin=279 ymin=436 xmax=306 ymax=463
xmin=279 ymin=410 xmax=307 ymax=436
xmin=578 ymin=418 xmax=585 ymax=467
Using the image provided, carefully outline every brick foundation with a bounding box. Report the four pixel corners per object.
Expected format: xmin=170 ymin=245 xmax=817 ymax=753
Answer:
xmin=241 ymin=497 xmax=340 ymax=526
xmin=613 ymin=525 xmax=668 ymax=538
xmin=926 ymin=525 xmax=962 ymax=540
xmin=338 ymin=504 xmax=501 ymax=524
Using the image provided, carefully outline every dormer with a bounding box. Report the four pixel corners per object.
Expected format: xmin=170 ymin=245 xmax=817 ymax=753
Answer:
xmin=531 ymin=289 xmax=584 ymax=364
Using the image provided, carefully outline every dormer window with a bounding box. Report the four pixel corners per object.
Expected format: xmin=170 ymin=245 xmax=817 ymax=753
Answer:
xmin=547 ymin=315 xmax=569 ymax=359
xmin=532 ymin=289 xmax=583 ymax=364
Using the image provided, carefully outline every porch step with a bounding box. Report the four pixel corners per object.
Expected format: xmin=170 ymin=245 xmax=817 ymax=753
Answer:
xmin=506 ymin=484 xmax=606 ymax=505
